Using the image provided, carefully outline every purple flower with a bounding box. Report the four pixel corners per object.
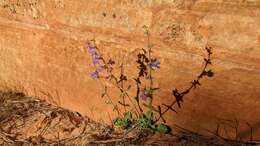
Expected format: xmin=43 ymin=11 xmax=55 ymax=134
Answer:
xmin=87 ymin=42 xmax=101 ymax=65
xmin=90 ymin=71 xmax=98 ymax=79
xmin=105 ymin=76 xmax=110 ymax=80
xmin=86 ymin=41 xmax=114 ymax=79
xmin=92 ymin=55 xmax=100 ymax=65
xmin=139 ymin=90 xmax=150 ymax=102
xmin=148 ymin=59 xmax=160 ymax=69
xmin=96 ymin=65 xmax=104 ymax=72
xmin=87 ymin=42 xmax=97 ymax=54
xmin=107 ymin=67 xmax=113 ymax=73
xmin=88 ymin=47 xmax=96 ymax=55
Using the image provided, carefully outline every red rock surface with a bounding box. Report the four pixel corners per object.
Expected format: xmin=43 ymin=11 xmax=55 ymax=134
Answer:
xmin=0 ymin=0 xmax=259 ymax=140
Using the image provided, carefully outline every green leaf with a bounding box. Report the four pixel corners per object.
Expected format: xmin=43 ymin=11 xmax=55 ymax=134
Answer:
xmin=151 ymin=87 xmax=160 ymax=91
xmin=138 ymin=114 xmax=151 ymax=128
xmin=112 ymin=112 xmax=134 ymax=129
xmin=156 ymin=124 xmax=171 ymax=134
xmin=123 ymin=111 xmax=132 ymax=121
xmin=112 ymin=117 xmax=123 ymax=127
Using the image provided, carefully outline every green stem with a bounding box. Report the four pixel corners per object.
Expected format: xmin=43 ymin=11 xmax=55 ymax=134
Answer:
xmin=146 ymin=29 xmax=153 ymax=109
xmin=97 ymin=78 xmax=122 ymax=117
xmin=95 ymin=47 xmax=141 ymax=116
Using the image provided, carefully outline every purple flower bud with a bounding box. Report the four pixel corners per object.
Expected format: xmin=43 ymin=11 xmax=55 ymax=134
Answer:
xmin=96 ymin=65 xmax=103 ymax=73
xmin=87 ymin=41 xmax=100 ymax=65
xmin=107 ymin=67 xmax=113 ymax=73
xmin=87 ymin=42 xmax=97 ymax=54
xmin=88 ymin=47 xmax=96 ymax=55
xmin=105 ymin=76 xmax=110 ymax=80
xmin=148 ymin=59 xmax=160 ymax=69
xmin=87 ymin=41 xmax=96 ymax=50
xmin=139 ymin=90 xmax=150 ymax=101
xmin=90 ymin=71 xmax=98 ymax=79
xmin=92 ymin=55 xmax=100 ymax=65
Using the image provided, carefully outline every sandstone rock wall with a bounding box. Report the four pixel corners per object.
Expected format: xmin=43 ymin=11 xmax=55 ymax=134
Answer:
xmin=0 ymin=0 xmax=260 ymax=139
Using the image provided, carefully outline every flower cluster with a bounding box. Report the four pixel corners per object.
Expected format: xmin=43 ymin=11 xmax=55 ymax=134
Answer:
xmin=87 ymin=41 xmax=115 ymax=79
xmin=148 ymin=59 xmax=160 ymax=69
xmin=84 ymin=26 xmax=214 ymax=135
xmin=90 ymin=65 xmax=104 ymax=79
xmin=88 ymin=41 xmax=100 ymax=65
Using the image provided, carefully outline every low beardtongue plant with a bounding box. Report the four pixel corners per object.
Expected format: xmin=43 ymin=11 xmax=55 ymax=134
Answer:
xmin=86 ymin=26 xmax=213 ymax=134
